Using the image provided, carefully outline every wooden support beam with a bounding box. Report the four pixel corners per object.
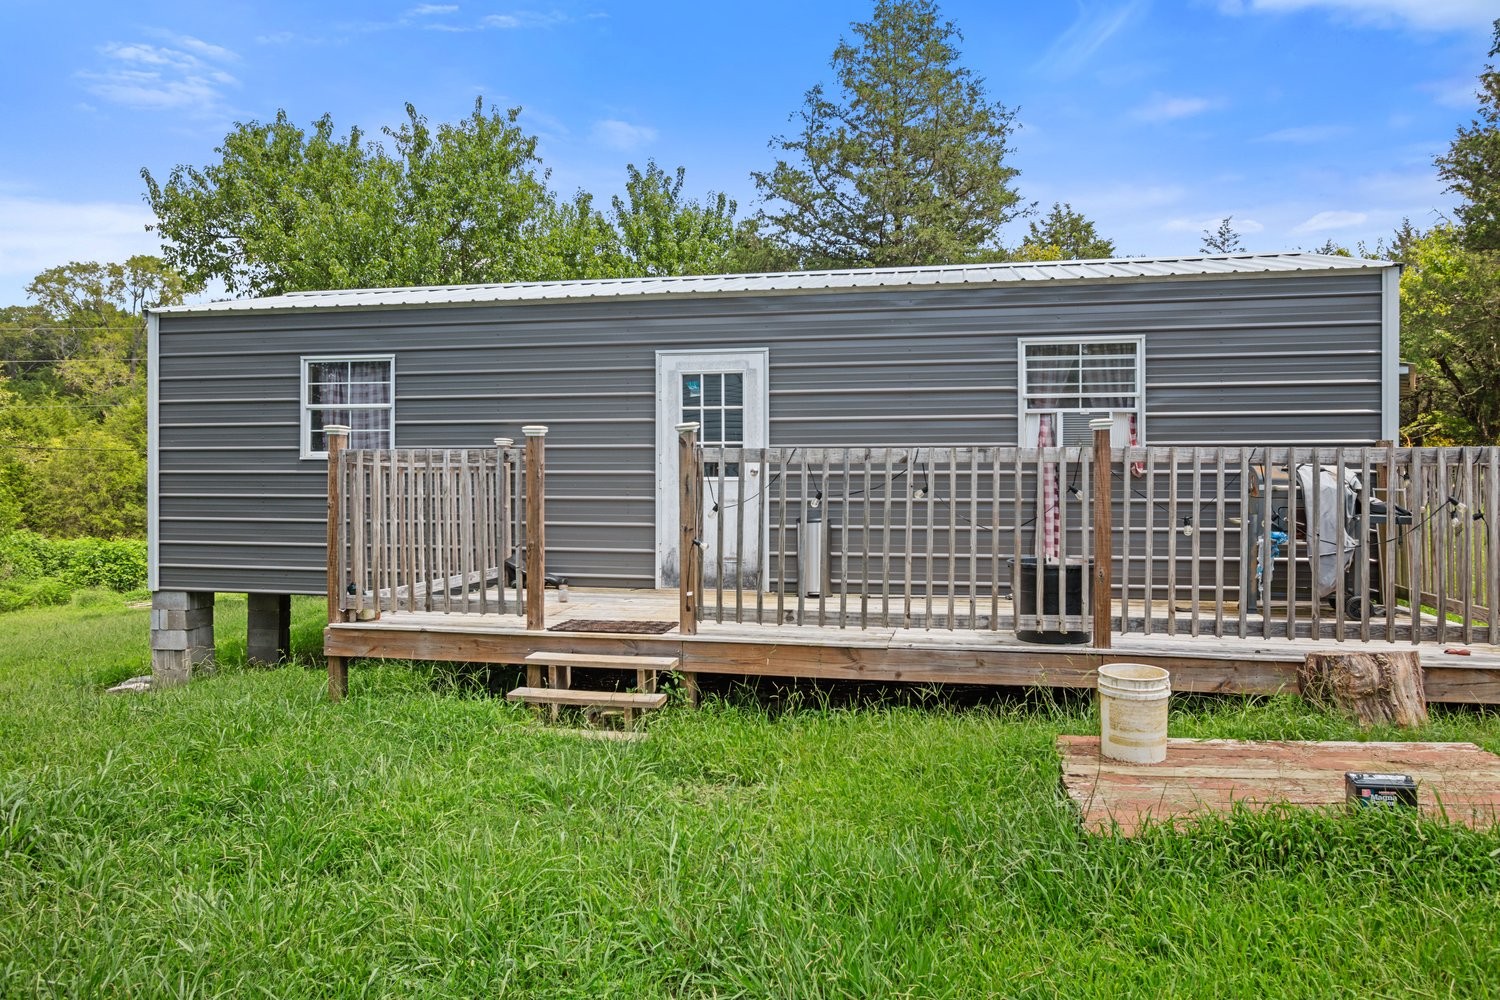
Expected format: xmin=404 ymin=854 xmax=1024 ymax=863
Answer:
xmin=523 ymin=425 xmax=547 ymax=631
xmin=327 ymin=655 xmax=347 ymax=702
xmin=325 ymin=424 xmax=349 ymax=627
xmin=324 ymin=424 xmax=350 ymax=702
xmin=678 ymin=422 xmax=702 ymax=635
xmin=1091 ymin=417 xmax=1114 ymax=649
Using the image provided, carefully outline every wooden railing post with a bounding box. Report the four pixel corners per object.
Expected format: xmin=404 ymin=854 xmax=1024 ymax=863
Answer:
xmin=522 ymin=425 xmax=547 ymax=630
xmin=1091 ymin=417 xmax=1114 ymax=649
xmin=678 ymin=422 xmax=702 ymax=635
xmin=324 ymin=424 xmax=350 ymax=701
xmin=495 ymin=437 xmax=514 ymax=614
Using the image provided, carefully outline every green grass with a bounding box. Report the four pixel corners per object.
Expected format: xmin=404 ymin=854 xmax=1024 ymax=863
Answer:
xmin=2 ymin=597 xmax=1499 ymax=997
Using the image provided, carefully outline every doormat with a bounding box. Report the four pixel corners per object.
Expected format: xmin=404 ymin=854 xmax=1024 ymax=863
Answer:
xmin=547 ymin=619 xmax=678 ymax=635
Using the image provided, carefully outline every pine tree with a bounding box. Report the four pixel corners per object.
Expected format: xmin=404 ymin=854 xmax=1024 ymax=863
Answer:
xmin=752 ymin=0 xmax=1021 ymax=268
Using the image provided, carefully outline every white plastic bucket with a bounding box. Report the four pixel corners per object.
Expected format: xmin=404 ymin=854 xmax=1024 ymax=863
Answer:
xmin=1097 ymin=663 xmax=1171 ymax=764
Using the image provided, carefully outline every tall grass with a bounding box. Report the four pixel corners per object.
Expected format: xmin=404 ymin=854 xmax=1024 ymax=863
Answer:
xmin=1 ymin=597 xmax=1497 ymax=997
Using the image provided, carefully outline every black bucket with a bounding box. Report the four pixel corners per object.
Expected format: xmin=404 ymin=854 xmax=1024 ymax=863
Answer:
xmin=1011 ymin=556 xmax=1090 ymax=644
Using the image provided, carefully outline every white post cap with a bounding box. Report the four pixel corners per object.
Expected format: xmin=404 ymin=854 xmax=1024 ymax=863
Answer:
xmin=494 ymin=437 xmax=514 ymax=447
xmin=676 ymin=422 xmax=700 ymax=435
xmin=323 ymin=424 xmax=351 ymax=436
xmin=1089 ymin=416 xmax=1115 ymax=432
xmin=521 ymin=425 xmax=548 ymax=437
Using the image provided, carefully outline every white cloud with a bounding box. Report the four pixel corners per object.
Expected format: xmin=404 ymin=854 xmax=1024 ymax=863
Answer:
xmin=482 ymin=10 xmax=571 ymax=29
xmin=78 ymin=35 xmax=239 ymax=114
xmin=1258 ymin=124 xmax=1352 ymax=143
xmin=1037 ymin=0 xmax=1148 ymax=76
xmin=1163 ymin=215 xmax=1266 ymax=234
xmin=1130 ymin=95 xmax=1220 ymax=123
xmin=1068 ymin=183 xmax=1188 ymax=214
xmin=0 ymin=196 xmax=161 ymax=305
xmin=1220 ymin=0 xmax=1494 ymax=31
xmin=1292 ymin=210 xmax=1369 ymax=233
xmin=592 ymin=119 xmax=656 ymax=151
xmin=156 ymin=33 xmax=239 ymax=63
xmin=409 ymin=3 xmax=459 ymax=14
xmin=1421 ymin=76 xmax=1483 ymax=109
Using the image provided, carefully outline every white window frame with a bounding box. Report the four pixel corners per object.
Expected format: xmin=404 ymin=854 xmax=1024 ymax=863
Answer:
xmin=1017 ymin=335 xmax=1145 ymax=446
xmin=300 ymin=354 xmax=396 ymax=459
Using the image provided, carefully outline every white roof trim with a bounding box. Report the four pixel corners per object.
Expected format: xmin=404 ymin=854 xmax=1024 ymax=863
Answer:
xmin=152 ymin=252 xmax=1396 ymax=316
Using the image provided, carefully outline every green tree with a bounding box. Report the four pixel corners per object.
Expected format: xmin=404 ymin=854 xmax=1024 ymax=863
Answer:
xmin=1435 ymin=19 xmax=1500 ymax=253
xmin=19 ymin=425 xmax=146 ymax=538
xmin=143 ymin=99 xmax=554 ymax=295
xmin=752 ymin=0 xmax=1021 ymax=268
xmin=24 ymin=257 xmax=184 ymax=379
xmin=610 ymin=161 xmax=740 ymax=276
xmin=1014 ymin=202 xmax=1115 ymax=260
xmin=0 ymin=258 xmax=174 ymax=538
xmin=1200 ymin=217 xmax=1244 ymax=254
xmin=1399 ymin=224 xmax=1500 ymax=443
xmin=532 ymin=191 xmax=626 ymax=281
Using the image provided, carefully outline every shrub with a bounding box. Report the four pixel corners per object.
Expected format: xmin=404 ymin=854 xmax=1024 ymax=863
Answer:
xmin=0 ymin=578 xmax=70 ymax=613
xmin=26 ymin=577 xmax=70 ymax=608
xmin=0 ymin=531 xmax=148 ymax=600
xmin=71 ymin=588 xmax=119 ymax=609
xmin=0 ymin=531 xmax=48 ymax=582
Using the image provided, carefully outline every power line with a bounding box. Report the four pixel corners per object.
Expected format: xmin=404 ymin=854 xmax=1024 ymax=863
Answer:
xmin=0 ymin=445 xmax=144 ymax=454
xmin=0 ymin=357 xmax=147 ymax=364
xmin=1 ymin=402 xmax=140 ymax=410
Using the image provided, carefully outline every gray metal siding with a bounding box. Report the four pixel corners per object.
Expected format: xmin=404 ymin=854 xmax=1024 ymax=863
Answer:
xmin=154 ymin=272 xmax=1385 ymax=593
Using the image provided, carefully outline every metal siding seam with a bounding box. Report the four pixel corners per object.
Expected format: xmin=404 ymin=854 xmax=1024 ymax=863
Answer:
xmin=1381 ymin=266 xmax=1400 ymax=441
xmin=147 ymin=312 xmax=161 ymax=591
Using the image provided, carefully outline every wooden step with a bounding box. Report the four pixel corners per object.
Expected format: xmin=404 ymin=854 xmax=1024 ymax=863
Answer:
xmin=523 ymin=652 xmax=680 ymax=671
xmin=506 ymin=687 xmax=668 ymax=709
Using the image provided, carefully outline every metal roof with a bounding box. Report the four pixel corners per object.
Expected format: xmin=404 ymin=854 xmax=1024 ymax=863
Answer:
xmin=152 ymin=252 xmax=1396 ymax=315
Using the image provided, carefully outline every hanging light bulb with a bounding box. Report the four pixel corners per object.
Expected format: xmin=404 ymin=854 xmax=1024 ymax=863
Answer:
xmin=1067 ymin=484 xmax=1082 ymax=500
xmin=1181 ymin=516 xmax=1194 ymax=538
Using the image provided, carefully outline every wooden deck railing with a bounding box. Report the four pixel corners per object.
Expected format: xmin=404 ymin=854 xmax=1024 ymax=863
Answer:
xmin=1117 ymin=445 xmax=1498 ymax=644
xmin=331 ymin=440 xmax=525 ymax=619
xmin=699 ymin=442 xmax=1500 ymax=644
xmin=698 ymin=444 xmax=1099 ymax=633
xmin=324 ymin=427 xmax=1498 ymax=647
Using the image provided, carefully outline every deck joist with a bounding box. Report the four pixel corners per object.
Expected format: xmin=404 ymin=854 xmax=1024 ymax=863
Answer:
xmin=323 ymin=589 xmax=1500 ymax=704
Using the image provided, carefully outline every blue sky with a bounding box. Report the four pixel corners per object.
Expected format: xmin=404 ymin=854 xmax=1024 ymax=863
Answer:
xmin=0 ymin=0 xmax=1494 ymax=305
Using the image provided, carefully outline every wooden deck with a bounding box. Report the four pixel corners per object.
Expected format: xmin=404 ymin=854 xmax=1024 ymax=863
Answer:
xmin=323 ymin=587 xmax=1500 ymax=703
xmin=1058 ymin=736 xmax=1500 ymax=835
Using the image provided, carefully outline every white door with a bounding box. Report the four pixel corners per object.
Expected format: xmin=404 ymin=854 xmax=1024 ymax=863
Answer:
xmin=656 ymin=350 xmax=768 ymax=588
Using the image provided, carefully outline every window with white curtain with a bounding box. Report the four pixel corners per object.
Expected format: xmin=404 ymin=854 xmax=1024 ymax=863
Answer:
xmin=1019 ymin=337 xmax=1143 ymax=448
xmin=300 ymin=355 xmax=395 ymax=458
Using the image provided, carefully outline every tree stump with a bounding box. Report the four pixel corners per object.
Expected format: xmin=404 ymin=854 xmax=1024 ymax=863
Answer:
xmin=1299 ymin=650 xmax=1428 ymax=727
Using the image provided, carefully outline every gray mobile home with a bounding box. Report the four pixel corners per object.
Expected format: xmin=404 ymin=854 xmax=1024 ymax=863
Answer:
xmin=147 ymin=253 xmax=1400 ymax=669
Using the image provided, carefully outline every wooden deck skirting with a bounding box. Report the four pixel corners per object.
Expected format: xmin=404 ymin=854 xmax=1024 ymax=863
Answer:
xmin=323 ymin=591 xmax=1500 ymax=703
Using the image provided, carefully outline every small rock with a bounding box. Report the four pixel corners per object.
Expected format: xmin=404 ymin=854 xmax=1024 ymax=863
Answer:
xmin=106 ymin=675 xmax=154 ymax=694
